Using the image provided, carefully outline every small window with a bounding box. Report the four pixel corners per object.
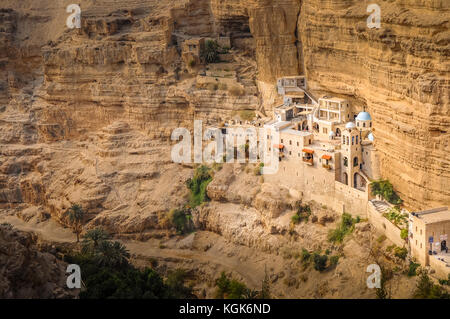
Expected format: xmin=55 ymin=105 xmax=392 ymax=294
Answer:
xmin=281 ymin=139 xmax=284 ymax=143
xmin=289 ymin=140 xmax=292 ymax=145
xmin=297 ymin=142 xmax=299 ymax=146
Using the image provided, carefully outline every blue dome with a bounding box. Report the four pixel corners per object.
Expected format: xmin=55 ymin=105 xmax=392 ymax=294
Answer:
xmin=368 ymin=133 xmax=374 ymax=141
xmin=356 ymin=111 xmax=372 ymax=121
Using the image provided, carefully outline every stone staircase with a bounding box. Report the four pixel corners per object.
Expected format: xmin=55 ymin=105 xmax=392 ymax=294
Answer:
xmin=370 ymin=199 xmax=392 ymax=214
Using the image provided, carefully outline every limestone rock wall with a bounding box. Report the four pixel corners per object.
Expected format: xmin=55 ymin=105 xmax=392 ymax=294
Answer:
xmin=297 ymin=0 xmax=449 ymax=209
xmin=0 ymin=0 xmax=448 ymax=217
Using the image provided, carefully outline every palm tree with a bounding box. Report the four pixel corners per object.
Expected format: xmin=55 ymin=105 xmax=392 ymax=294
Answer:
xmin=81 ymin=228 xmax=110 ymax=254
xmin=65 ymin=204 xmax=85 ymax=242
xmin=95 ymin=240 xmax=130 ymax=268
xmin=201 ymin=40 xmax=220 ymax=63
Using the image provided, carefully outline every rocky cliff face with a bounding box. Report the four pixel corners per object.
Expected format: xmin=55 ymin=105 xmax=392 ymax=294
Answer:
xmin=298 ymin=0 xmax=450 ymax=209
xmin=0 ymin=223 xmax=75 ymax=298
xmin=0 ymin=0 xmax=448 ymax=222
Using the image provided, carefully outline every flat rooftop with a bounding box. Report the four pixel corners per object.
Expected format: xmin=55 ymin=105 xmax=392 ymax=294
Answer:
xmin=281 ymin=128 xmax=313 ymax=137
xmin=415 ymin=207 xmax=450 ymax=224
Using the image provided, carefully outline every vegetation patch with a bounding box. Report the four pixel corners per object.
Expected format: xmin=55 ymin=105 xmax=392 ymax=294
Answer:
xmin=291 ymin=204 xmax=312 ymax=224
xmin=370 ymin=180 xmax=403 ymax=205
xmin=66 ymin=228 xmax=194 ymax=299
xmin=393 ymin=246 xmax=408 ymax=260
xmin=413 ymin=269 xmax=450 ymax=299
xmin=328 ymin=213 xmax=360 ymax=243
xmin=383 ymin=207 xmax=408 ymax=228
xmin=407 ymin=260 xmax=420 ymax=277
xmin=201 ymin=40 xmax=220 ymax=63
xmin=186 ymin=165 xmax=213 ymax=208
xmin=215 ymin=272 xmax=270 ymax=299
xmin=169 ymin=207 xmax=193 ymax=234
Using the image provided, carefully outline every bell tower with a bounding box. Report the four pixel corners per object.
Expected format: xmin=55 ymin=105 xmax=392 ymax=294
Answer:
xmin=341 ymin=122 xmax=363 ymax=188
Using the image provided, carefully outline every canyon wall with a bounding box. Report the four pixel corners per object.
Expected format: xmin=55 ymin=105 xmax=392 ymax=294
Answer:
xmin=297 ymin=0 xmax=449 ymax=209
xmin=0 ymin=0 xmax=448 ymax=217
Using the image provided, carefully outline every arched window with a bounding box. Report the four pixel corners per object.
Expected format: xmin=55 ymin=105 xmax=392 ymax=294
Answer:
xmin=346 ymin=136 xmax=349 ymax=145
xmin=352 ymin=136 xmax=354 ymax=145
xmin=344 ymin=157 xmax=348 ymax=167
xmin=363 ymin=122 xmax=366 ymax=128
xmin=356 ymin=136 xmax=359 ymax=144
xmin=353 ymin=157 xmax=358 ymax=167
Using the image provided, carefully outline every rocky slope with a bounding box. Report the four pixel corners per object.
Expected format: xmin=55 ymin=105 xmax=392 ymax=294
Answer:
xmin=0 ymin=223 xmax=75 ymax=298
xmin=0 ymin=0 xmax=448 ymax=299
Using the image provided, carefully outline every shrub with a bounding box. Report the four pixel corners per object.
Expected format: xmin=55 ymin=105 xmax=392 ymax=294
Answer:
xmin=201 ymin=40 xmax=220 ymax=63
xmin=186 ymin=165 xmax=213 ymax=207
xmin=215 ymin=272 xmax=261 ymax=299
xmin=328 ymin=213 xmax=359 ymax=243
xmin=312 ymin=253 xmax=328 ymax=272
xmin=384 ymin=207 xmax=408 ymax=227
xmin=292 ymin=204 xmax=312 ymax=225
xmin=400 ymin=228 xmax=408 ymax=240
xmin=394 ymin=246 xmax=408 ymax=260
xmin=413 ymin=269 xmax=450 ymax=299
xmin=301 ymin=248 xmax=311 ymax=263
xmin=329 ymin=255 xmax=340 ymax=268
xmin=438 ymin=274 xmax=450 ymax=286
xmin=370 ymin=180 xmax=403 ymax=205
xmin=169 ymin=207 xmax=193 ymax=234
xmin=291 ymin=214 xmax=300 ymax=224
xmin=407 ymin=261 xmax=420 ymax=277
xmin=377 ymin=235 xmax=387 ymax=243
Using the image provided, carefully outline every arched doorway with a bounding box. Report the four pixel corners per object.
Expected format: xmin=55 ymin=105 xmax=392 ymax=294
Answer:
xmin=354 ymin=173 xmax=358 ymax=188
xmin=336 ymin=128 xmax=341 ymax=137
xmin=313 ymin=123 xmax=319 ymax=132
xmin=343 ymin=172 xmax=348 ymax=185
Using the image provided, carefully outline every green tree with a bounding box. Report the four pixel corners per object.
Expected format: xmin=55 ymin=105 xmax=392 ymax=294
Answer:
xmin=94 ymin=241 xmax=130 ymax=269
xmin=201 ymin=40 xmax=220 ymax=63
xmin=65 ymin=204 xmax=85 ymax=242
xmin=371 ymin=180 xmax=403 ymax=205
xmin=82 ymin=228 xmax=110 ymax=254
xmin=413 ymin=269 xmax=450 ymax=299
